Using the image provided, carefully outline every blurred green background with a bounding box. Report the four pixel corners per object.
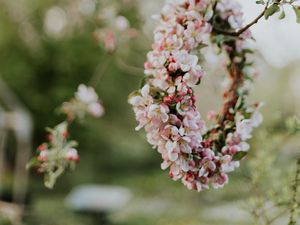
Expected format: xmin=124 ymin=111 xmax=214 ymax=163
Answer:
xmin=0 ymin=0 xmax=299 ymax=225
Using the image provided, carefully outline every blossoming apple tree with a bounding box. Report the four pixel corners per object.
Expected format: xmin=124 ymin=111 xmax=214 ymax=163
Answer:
xmin=30 ymin=0 xmax=300 ymax=191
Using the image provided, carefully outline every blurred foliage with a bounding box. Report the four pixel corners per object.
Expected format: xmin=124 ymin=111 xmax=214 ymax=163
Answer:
xmin=0 ymin=0 xmax=157 ymax=192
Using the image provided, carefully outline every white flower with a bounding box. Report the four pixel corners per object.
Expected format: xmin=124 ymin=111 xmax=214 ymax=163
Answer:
xmin=75 ymin=84 xmax=99 ymax=104
xmin=148 ymin=104 xmax=169 ymax=124
xmin=169 ymin=163 xmax=182 ymax=180
xmin=147 ymin=50 xmax=169 ymax=69
xmin=236 ymin=119 xmax=253 ymax=141
xmin=174 ymin=50 xmax=198 ymax=72
xmin=128 ymin=84 xmax=152 ymax=107
xmin=251 ymin=110 xmax=263 ymax=127
xmin=219 ymin=155 xmax=240 ymax=173
xmin=87 ymin=102 xmax=104 ymax=117
xmin=161 ymin=160 xmax=171 ymax=170
xmin=166 ymin=141 xmax=180 ymax=161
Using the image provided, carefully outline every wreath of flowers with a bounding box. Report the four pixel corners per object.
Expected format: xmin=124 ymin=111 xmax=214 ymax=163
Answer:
xmin=129 ymin=0 xmax=263 ymax=192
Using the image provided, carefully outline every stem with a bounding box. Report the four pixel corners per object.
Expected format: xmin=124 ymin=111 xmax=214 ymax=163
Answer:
xmin=116 ymin=57 xmax=144 ymax=76
xmin=89 ymin=54 xmax=114 ymax=87
xmin=288 ymin=157 xmax=300 ymax=225
xmin=45 ymin=166 xmax=64 ymax=189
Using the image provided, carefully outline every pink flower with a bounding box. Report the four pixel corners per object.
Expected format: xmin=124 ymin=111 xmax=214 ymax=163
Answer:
xmin=66 ymin=148 xmax=79 ymax=161
xmin=169 ymin=163 xmax=182 ymax=180
xmin=174 ymin=50 xmax=198 ymax=72
xmin=102 ymin=30 xmax=116 ymax=52
xmin=38 ymin=151 xmax=49 ymax=161
xmin=211 ymin=173 xmax=229 ymax=189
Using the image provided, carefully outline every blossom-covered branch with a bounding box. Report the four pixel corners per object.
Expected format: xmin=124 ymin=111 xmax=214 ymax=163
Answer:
xmin=129 ymin=0 xmax=263 ymax=192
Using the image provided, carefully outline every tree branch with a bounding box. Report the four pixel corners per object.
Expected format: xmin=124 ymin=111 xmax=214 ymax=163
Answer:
xmin=214 ymin=2 xmax=270 ymax=37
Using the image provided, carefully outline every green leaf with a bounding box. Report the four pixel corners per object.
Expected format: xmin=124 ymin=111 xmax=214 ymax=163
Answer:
xmin=293 ymin=6 xmax=300 ymax=23
xmin=235 ymin=96 xmax=243 ymax=110
xmin=233 ymin=151 xmax=248 ymax=161
xmin=243 ymin=48 xmax=254 ymax=54
xmin=26 ymin=157 xmax=40 ymax=169
xmin=256 ymin=0 xmax=265 ymax=5
xmin=65 ymin=140 xmax=78 ymax=148
xmin=55 ymin=121 xmax=68 ymax=133
xmin=278 ymin=10 xmax=286 ymax=20
xmin=264 ymin=4 xmax=280 ymax=19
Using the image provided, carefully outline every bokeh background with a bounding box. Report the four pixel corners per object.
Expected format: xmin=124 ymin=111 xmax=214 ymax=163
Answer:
xmin=0 ymin=0 xmax=299 ymax=225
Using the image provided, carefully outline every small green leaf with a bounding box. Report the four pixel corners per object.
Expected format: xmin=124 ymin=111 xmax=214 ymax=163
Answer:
xmin=26 ymin=157 xmax=40 ymax=169
xmin=235 ymin=96 xmax=243 ymax=110
xmin=293 ymin=6 xmax=300 ymax=23
xmin=256 ymin=0 xmax=265 ymax=5
xmin=243 ymin=49 xmax=254 ymax=54
xmin=264 ymin=4 xmax=280 ymax=19
xmin=278 ymin=10 xmax=286 ymax=20
xmin=233 ymin=151 xmax=248 ymax=161
xmin=65 ymin=140 xmax=78 ymax=148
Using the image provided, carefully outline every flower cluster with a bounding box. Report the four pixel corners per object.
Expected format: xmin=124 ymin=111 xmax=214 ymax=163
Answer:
xmin=29 ymin=84 xmax=104 ymax=188
xmin=62 ymin=84 xmax=104 ymax=121
xmin=129 ymin=0 xmax=263 ymax=191
xmin=28 ymin=122 xmax=79 ymax=189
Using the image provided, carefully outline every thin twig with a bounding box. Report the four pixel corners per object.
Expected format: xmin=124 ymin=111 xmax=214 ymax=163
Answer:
xmin=268 ymin=209 xmax=288 ymax=224
xmin=89 ymin=54 xmax=114 ymax=87
xmin=116 ymin=57 xmax=144 ymax=77
xmin=214 ymin=1 xmax=270 ymax=37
